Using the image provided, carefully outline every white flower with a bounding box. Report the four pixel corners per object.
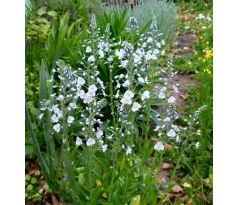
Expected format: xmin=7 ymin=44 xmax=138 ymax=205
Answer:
xmin=147 ymin=37 xmax=153 ymax=43
xmin=154 ymin=141 xmax=164 ymax=151
xmin=122 ymin=80 xmax=130 ymax=87
xmin=138 ymin=77 xmax=145 ymax=84
xmin=150 ymin=54 xmax=157 ymax=60
xmin=69 ymin=102 xmax=77 ymax=109
xmin=78 ymin=90 xmax=86 ymax=99
xmin=86 ymin=138 xmax=96 ymax=146
xmin=98 ymin=50 xmax=104 ymax=58
xmin=115 ymin=90 xmax=120 ymax=99
xmin=121 ymin=90 xmax=134 ymax=105
xmin=159 ymin=92 xmax=166 ymax=99
xmin=124 ymin=90 xmax=134 ymax=98
xmin=167 ymin=129 xmax=176 ymax=138
xmin=196 ymin=13 xmax=205 ymax=20
xmin=126 ymin=146 xmax=132 ymax=155
xmin=38 ymin=113 xmax=44 ymax=120
xmin=51 ymin=114 xmax=59 ymax=123
xmin=153 ymin=49 xmax=160 ymax=55
xmin=88 ymin=55 xmax=95 ymax=63
xmin=145 ymin=53 xmax=152 ymax=61
xmin=98 ymin=41 xmax=109 ymax=52
xmin=107 ymin=135 xmax=113 ymax=140
xmin=132 ymin=102 xmax=142 ymax=112
xmin=67 ymin=116 xmax=74 ymax=124
xmin=142 ymin=42 xmax=147 ymax=48
xmin=57 ymin=95 xmax=64 ymax=101
xmin=172 ymin=124 xmax=180 ymax=132
xmin=115 ymin=49 xmax=126 ymax=60
xmin=108 ymin=56 xmax=113 ymax=62
xmin=144 ymin=76 xmax=148 ymax=84
xmin=168 ymin=96 xmax=176 ymax=104
xmin=53 ymin=123 xmax=61 ymax=133
xmin=164 ymin=117 xmax=171 ymax=122
xmin=76 ymin=137 xmax=83 ymax=147
xmin=83 ymin=93 xmax=93 ymax=104
xmin=129 ymin=16 xmax=137 ymax=25
xmin=136 ymin=48 xmax=145 ymax=56
xmin=156 ymin=42 xmax=161 ymax=48
xmin=195 ymin=142 xmax=200 ymax=149
xmin=86 ymin=46 xmax=92 ymax=53
xmin=96 ymin=128 xmax=103 ymax=139
xmin=99 ymin=139 xmax=104 ymax=145
xmin=133 ymin=54 xmax=141 ymax=64
xmin=88 ymin=85 xmax=97 ymax=97
xmin=77 ymin=77 xmax=85 ymax=87
xmin=116 ymin=80 xmax=121 ymax=89
xmin=97 ymin=77 xmax=105 ymax=90
xmin=176 ymin=135 xmax=181 ymax=142
xmin=121 ymin=97 xmax=132 ymax=105
xmin=119 ymin=74 xmax=124 ymax=79
xmin=153 ymin=125 xmax=160 ymax=131
xmin=52 ymin=106 xmax=62 ymax=118
xmin=141 ymin=90 xmax=150 ymax=101
xmin=88 ymin=84 xmax=97 ymax=94
xmin=102 ymin=144 xmax=108 ymax=152
xmin=121 ymin=60 xmax=128 ymax=68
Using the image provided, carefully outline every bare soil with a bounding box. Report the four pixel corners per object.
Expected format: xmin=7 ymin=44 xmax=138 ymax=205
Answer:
xmin=174 ymin=32 xmax=198 ymax=56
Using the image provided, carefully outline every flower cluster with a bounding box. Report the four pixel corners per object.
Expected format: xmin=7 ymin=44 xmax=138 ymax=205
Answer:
xmin=38 ymin=15 xmax=204 ymax=157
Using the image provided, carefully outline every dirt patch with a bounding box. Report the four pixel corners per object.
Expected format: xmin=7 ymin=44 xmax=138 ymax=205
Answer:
xmin=174 ymin=33 xmax=198 ymax=56
xmin=156 ymin=74 xmax=198 ymax=110
xmin=170 ymin=74 xmax=199 ymax=110
xmin=169 ymin=74 xmax=198 ymax=110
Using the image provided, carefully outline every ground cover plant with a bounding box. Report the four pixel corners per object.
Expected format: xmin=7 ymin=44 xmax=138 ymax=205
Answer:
xmin=25 ymin=0 xmax=213 ymax=204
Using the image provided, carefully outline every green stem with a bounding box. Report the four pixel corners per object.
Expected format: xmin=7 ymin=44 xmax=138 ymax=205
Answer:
xmin=25 ymin=101 xmax=50 ymax=180
xmin=109 ymin=66 xmax=116 ymax=127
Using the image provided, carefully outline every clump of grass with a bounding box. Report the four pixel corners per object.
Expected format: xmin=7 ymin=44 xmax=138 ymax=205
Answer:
xmin=129 ymin=0 xmax=177 ymax=43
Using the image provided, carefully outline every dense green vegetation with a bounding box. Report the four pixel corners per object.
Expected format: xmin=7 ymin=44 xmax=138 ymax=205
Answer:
xmin=25 ymin=0 xmax=212 ymax=204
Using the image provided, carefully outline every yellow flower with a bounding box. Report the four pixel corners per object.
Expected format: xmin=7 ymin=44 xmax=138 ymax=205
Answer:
xmin=96 ymin=179 xmax=102 ymax=186
xmin=102 ymin=192 xmax=107 ymax=198
xmin=95 ymin=179 xmax=108 ymax=198
xmin=199 ymin=35 xmax=203 ymax=40
xmin=203 ymin=68 xmax=212 ymax=75
xmin=205 ymin=48 xmax=213 ymax=58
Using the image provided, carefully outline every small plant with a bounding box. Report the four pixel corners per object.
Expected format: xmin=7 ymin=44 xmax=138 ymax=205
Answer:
xmin=25 ymin=171 xmax=43 ymax=202
xmin=128 ymin=0 xmax=177 ymax=43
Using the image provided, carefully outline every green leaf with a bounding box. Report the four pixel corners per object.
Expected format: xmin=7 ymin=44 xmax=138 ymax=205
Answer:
xmin=183 ymin=182 xmax=192 ymax=188
xmin=36 ymin=18 xmax=49 ymax=24
xmin=37 ymin=7 xmax=47 ymax=16
xmin=67 ymin=18 xmax=82 ymax=37
xmin=25 ymin=144 xmax=34 ymax=156
xmin=47 ymin=10 xmax=58 ymax=18
xmin=40 ymin=24 xmax=50 ymax=34
xmin=25 ymin=102 xmax=50 ymax=180
xmin=39 ymin=59 xmax=48 ymax=102
xmin=130 ymin=195 xmax=141 ymax=205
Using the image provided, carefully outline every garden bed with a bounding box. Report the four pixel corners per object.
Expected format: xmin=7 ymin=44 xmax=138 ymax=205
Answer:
xmin=25 ymin=0 xmax=213 ymax=204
